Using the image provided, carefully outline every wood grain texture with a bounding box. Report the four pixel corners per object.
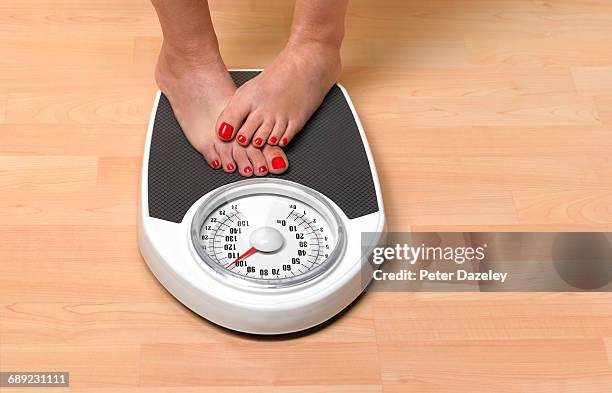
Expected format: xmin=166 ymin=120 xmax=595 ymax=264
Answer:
xmin=1 ymin=0 xmax=612 ymax=392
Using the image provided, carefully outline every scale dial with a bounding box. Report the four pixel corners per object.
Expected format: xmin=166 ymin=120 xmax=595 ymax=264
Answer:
xmin=191 ymin=180 xmax=344 ymax=287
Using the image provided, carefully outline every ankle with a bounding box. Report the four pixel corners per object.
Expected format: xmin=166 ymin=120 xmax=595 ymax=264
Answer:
xmin=155 ymin=44 xmax=229 ymax=96
xmin=157 ymin=40 xmax=224 ymax=81
xmin=288 ymin=26 xmax=344 ymax=51
xmin=286 ymin=36 xmax=341 ymax=60
xmin=284 ymin=38 xmax=342 ymax=73
xmin=160 ymin=38 xmax=223 ymax=68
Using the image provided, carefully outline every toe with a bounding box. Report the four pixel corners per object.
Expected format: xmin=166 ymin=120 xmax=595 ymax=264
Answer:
xmin=232 ymin=144 xmax=254 ymax=177
xmin=251 ymin=119 xmax=274 ymax=148
xmin=263 ymin=145 xmax=289 ymax=175
xmin=267 ymin=119 xmax=287 ymax=146
xmin=246 ymin=145 xmax=268 ymax=176
xmin=198 ymin=142 xmax=222 ymax=169
xmin=235 ymin=112 xmax=263 ymax=146
xmin=278 ymin=120 xmax=300 ymax=147
xmin=215 ymin=92 xmax=251 ymax=142
xmin=217 ymin=142 xmax=236 ymax=173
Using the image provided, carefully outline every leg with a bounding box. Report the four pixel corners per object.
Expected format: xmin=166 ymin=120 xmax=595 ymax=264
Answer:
xmin=152 ymin=0 xmax=288 ymax=175
xmin=214 ymin=0 xmax=347 ymax=148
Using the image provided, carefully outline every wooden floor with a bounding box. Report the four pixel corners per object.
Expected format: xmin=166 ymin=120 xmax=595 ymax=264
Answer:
xmin=2 ymin=0 xmax=612 ymax=391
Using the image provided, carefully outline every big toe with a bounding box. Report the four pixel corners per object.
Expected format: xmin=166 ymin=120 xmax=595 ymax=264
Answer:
xmin=262 ymin=145 xmax=289 ymax=175
xmin=215 ymin=91 xmax=251 ymax=142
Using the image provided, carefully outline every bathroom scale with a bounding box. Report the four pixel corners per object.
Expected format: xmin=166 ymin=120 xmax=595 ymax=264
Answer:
xmin=139 ymin=70 xmax=385 ymax=334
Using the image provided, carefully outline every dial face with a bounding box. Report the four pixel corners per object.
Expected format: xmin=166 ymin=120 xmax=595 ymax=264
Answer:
xmin=192 ymin=184 xmax=342 ymax=287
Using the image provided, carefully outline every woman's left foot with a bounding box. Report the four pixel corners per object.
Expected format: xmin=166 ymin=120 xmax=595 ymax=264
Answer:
xmin=215 ymin=40 xmax=341 ymax=148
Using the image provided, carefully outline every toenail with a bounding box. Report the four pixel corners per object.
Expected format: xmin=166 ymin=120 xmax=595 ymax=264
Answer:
xmin=237 ymin=134 xmax=247 ymax=144
xmin=244 ymin=166 xmax=253 ymax=174
xmin=271 ymin=157 xmax=286 ymax=170
xmin=211 ymin=160 xmax=221 ymax=169
xmin=269 ymin=136 xmax=277 ymax=144
xmin=226 ymin=163 xmax=235 ymax=171
xmin=218 ymin=122 xmax=234 ymax=140
xmin=281 ymin=137 xmax=288 ymax=146
xmin=258 ymin=165 xmax=268 ymax=174
xmin=254 ymin=137 xmax=263 ymax=146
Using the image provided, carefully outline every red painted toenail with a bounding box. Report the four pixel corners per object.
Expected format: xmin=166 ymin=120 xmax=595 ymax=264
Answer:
xmin=271 ymin=157 xmax=286 ymax=170
xmin=226 ymin=163 xmax=235 ymax=171
xmin=218 ymin=122 xmax=234 ymax=140
xmin=244 ymin=166 xmax=253 ymax=174
xmin=258 ymin=165 xmax=267 ymax=174
xmin=281 ymin=137 xmax=288 ymax=146
xmin=269 ymin=136 xmax=277 ymax=144
xmin=211 ymin=160 xmax=220 ymax=169
xmin=237 ymin=134 xmax=247 ymax=144
xmin=254 ymin=137 xmax=263 ymax=146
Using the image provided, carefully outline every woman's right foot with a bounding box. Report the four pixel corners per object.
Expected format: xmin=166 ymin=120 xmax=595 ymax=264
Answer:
xmin=155 ymin=44 xmax=289 ymax=176
xmin=155 ymin=43 xmax=234 ymax=170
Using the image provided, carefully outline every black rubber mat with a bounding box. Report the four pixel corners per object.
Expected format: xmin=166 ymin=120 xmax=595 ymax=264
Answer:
xmin=147 ymin=71 xmax=379 ymax=223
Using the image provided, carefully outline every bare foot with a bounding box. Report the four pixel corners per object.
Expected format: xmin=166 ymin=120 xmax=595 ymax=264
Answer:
xmin=155 ymin=44 xmax=289 ymax=176
xmin=236 ymin=144 xmax=290 ymax=176
xmin=214 ymin=40 xmax=341 ymax=148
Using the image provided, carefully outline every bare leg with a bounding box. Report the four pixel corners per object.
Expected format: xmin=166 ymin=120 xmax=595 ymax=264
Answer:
xmin=214 ymin=0 xmax=347 ymax=149
xmin=152 ymin=0 xmax=289 ymax=175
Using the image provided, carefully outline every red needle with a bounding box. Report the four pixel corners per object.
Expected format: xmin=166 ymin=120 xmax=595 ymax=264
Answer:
xmin=226 ymin=246 xmax=257 ymax=269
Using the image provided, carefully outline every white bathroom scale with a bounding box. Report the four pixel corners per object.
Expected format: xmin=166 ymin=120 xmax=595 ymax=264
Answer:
xmin=139 ymin=71 xmax=385 ymax=334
